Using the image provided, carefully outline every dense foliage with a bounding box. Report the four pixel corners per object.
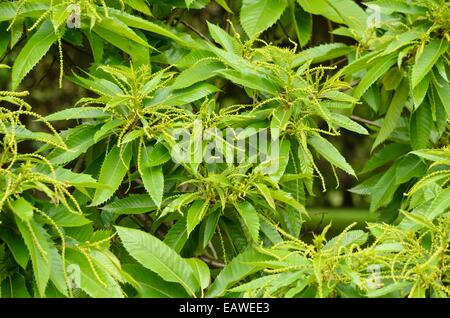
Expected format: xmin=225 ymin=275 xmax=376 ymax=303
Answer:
xmin=0 ymin=0 xmax=449 ymax=298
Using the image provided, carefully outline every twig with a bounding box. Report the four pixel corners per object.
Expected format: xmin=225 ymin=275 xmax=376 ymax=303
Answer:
xmin=200 ymin=255 xmax=225 ymax=268
xmin=179 ymin=20 xmax=211 ymax=43
xmin=350 ymin=115 xmax=382 ymax=128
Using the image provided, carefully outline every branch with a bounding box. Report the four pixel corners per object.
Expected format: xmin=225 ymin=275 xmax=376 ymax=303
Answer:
xmin=200 ymin=256 xmax=225 ymax=268
xmin=179 ymin=20 xmax=211 ymax=43
xmin=350 ymin=115 xmax=382 ymax=128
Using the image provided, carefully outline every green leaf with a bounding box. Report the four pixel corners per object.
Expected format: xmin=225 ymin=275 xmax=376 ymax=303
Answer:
xmin=291 ymin=4 xmax=312 ymax=47
xmin=47 ymin=205 xmax=91 ymax=228
xmin=116 ymin=226 xmax=199 ymax=296
xmin=9 ymin=198 xmax=33 ymax=222
xmin=349 ymin=173 xmax=382 ymax=196
xmin=141 ymin=143 xmax=171 ymax=167
xmin=395 ymin=155 xmax=426 ymax=185
xmin=43 ymin=107 xmax=111 ymax=121
xmin=200 ymin=209 xmax=221 ymax=248
xmin=0 ymin=2 xmax=47 ymax=22
xmin=121 ymin=129 xmax=144 ymax=144
xmin=411 ymin=38 xmax=448 ymax=89
xmin=65 ymin=249 xmax=124 ymax=298
xmin=0 ymin=125 xmax=65 ymax=150
xmin=353 ymin=56 xmax=397 ymax=99
xmin=93 ymin=121 xmax=123 ymax=144
xmin=271 ymin=107 xmax=293 ymax=140
xmin=369 ymin=0 xmax=427 ymax=14
xmin=370 ymin=164 xmax=398 ymax=212
xmin=216 ymin=69 xmax=278 ymax=95
xmin=47 ymin=167 xmax=105 ymax=189
xmin=266 ymin=139 xmax=291 ymax=182
xmin=139 ymin=144 xmax=164 ymax=208
xmin=2 ymin=273 xmax=31 ymax=298
xmin=427 ymin=188 xmax=450 ymax=221
xmin=206 ymin=248 xmax=266 ymax=297
xmin=92 ymin=144 xmax=133 ymax=206
xmin=173 ymin=59 xmax=224 ymax=89
xmin=48 ymin=244 xmax=68 ymax=296
xmin=122 ymin=264 xmax=189 ymax=298
xmin=308 ymin=135 xmax=356 ymax=176
xmin=297 ymin=0 xmax=343 ymax=24
xmin=432 ymin=72 xmax=450 ymax=117
xmin=410 ymin=102 xmax=431 ymax=150
xmin=186 ymin=258 xmax=210 ymax=290
xmin=148 ymin=83 xmax=219 ymax=107
xmin=328 ymin=0 xmax=367 ymax=31
xmin=361 ymin=143 xmax=410 ymax=174
xmin=323 ymin=230 xmax=368 ymax=250
xmin=240 ymin=0 xmax=288 ymax=38
xmin=108 ymin=8 xmax=186 ymax=44
xmin=0 ymin=228 xmax=29 ymax=269
xmin=412 ymin=73 xmax=430 ymax=108
xmin=48 ymin=125 xmax=100 ymax=164
xmin=96 ymin=16 xmax=150 ymax=48
xmin=367 ymin=282 xmax=412 ymax=298
xmin=331 ymin=113 xmax=368 ymax=135
xmin=12 ymin=20 xmax=56 ymax=89
xmin=187 ymin=199 xmax=209 ymax=235
xmin=372 ymin=79 xmax=409 ymax=151
xmin=215 ymin=0 xmax=233 ymax=13
xmin=163 ymin=218 xmax=188 ymax=253
xmin=293 ymin=43 xmax=351 ymax=67
xmin=93 ymin=23 xmax=149 ymax=66
xmin=15 ymin=218 xmax=51 ymax=297
xmin=102 ymin=194 xmax=156 ymax=215
xmin=270 ymin=189 xmax=306 ymax=215
xmin=207 ymin=22 xmax=240 ymax=53
xmin=254 ymin=183 xmax=276 ymax=210
xmin=124 ymin=0 xmax=152 ymax=15
xmin=233 ymin=200 xmax=260 ymax=243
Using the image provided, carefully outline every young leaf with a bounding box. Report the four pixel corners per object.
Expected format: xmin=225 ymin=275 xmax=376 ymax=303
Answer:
xmin=12 ymin=20 xmax=56 ymax=89
xmin=207 ymin=22 xmax=240 ymax=53
xmin=186 ymin=199 xmax=209 ymax=235
xmin=411 ymin=38 xmax=448 ymax=89
xmin=9 ymin=198 xmax=34 ymax=222
xmin=15 ymin=218 xmax=51 ymax=297
xmin=308 ymin=135 xmax=356 ymax=176
xmin=48 ymin=125 xmax=101 ymax=164
xmin=372 ymin=79 xmax=409 ymax=151
xmin=206 ymin=248 xmax=267 ymax=297
xmin=122 ymin=264 xmax=189 ymax=298
xmin=233 ymin=200 xmax=260 ymax=243
xmin=331 ymin=113 xmax=369 ymax=135
xmin=361 ymin=143 xmax=410 ymax=174
xmin=92 ymin=145 xmax=133 ymax=206
xmin=116 ymin=226 xmax=199 ymax=296
xmin=164 ymin=218 xmax=188 ymax=253
xmin=410 ymin=102 xmax=431 ymax=150
xmin=370 ymin=164 xmax=399 ymax=212
xmin=293 ymin=43 xmax=351 ymax=67
xmin=102 ymin=194 xmax=156 ymax=215
xmin=139 ymin=143 xmax=164 ymax=208
xmin=353 ymin=56 xmax=397 ymax=99
xmin=173 ymin=60 xmax=224 ymax=90
xmin=186 ymin=258 xmax=211 ymax=291
xmin=0 ymin=228 xmax=30 ymax=269
xmin=240 ymin=0 xmax=288 ymax=38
